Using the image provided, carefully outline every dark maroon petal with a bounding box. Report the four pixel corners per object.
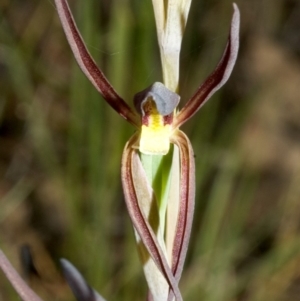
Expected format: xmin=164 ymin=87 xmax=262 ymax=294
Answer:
xmin=60 ymin=259 xmax=106 ymax=301
xmin=174 ymin=3 xmax=240 ymax=128
xmin=54 ymin=0 xmax=139 ymax=127
xmin=166 ymin=131 xmax=195 ymax=301
xmin=121 ymin=134 xmax=182 ymax=301
xmin=0 ymin=250 xmax=44 ymax=301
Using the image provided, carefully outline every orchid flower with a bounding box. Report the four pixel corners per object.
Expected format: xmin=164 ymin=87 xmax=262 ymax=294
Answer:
xmin=0 ymin=1 xmax=240 ymax=301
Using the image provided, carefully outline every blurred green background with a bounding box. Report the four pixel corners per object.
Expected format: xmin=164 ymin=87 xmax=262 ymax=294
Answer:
xmin=1 ymin=0 xmax=300 ymax=300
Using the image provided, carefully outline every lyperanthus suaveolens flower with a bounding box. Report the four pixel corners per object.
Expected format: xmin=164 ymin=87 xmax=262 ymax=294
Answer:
xmin=54 ymin=1 xmax=240 ymax=301
xmin=0 ymin=1 xmax=240 ymax=301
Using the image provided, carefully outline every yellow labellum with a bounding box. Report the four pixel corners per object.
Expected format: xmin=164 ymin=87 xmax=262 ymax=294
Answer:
xmin=139 ymin=101 xmax=172 ymax=155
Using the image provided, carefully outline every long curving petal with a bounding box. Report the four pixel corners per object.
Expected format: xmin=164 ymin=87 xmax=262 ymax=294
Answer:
xmin=174 ymin=3 xmax=240 ymax=128
xmin=54 ymin=0 xmax=139 ymax=127
xmin=121 ymin=134 xmax=182 ymax=301
xmin=60 ymin=259 xmax=107 ymax=301
xmin=167 ymin=131 xmax=195 ymax=301
xmin=0 ymin=250 xmax=44 ymax=301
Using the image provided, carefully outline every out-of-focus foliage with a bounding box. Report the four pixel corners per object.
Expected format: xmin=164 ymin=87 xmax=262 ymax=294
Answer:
xmin=1 ymin=0 xmax=300 ymax=301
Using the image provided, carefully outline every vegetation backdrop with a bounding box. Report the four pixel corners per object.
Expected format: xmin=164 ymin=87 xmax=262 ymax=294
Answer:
xmin=1 ymin=0 xmax=300 ymax=300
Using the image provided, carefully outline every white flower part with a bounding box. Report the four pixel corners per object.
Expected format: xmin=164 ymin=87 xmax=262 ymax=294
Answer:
xmin=151 ymin=0 xmax=165 ymax=45
xmin=152 ymin=0 xmax=192 ymax=92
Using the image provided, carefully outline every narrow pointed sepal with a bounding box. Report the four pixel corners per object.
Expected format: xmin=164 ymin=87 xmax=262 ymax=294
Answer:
xmin=174 ymin=3 xmax=240 ymax=128
xmin=170 ymin=131 xmax=195 ymax=279
xmin=0 ymin=250 xmax=44 ymax=301
xmin=60 ymin=259 xmax=107 ymax=301
xmin=121 ymin=134 xmax=182 ymax=301
xmin=54 ymin=0 xmax=139 ymax=127
xmin=166 ymin=131 xmax=195 ymax=301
